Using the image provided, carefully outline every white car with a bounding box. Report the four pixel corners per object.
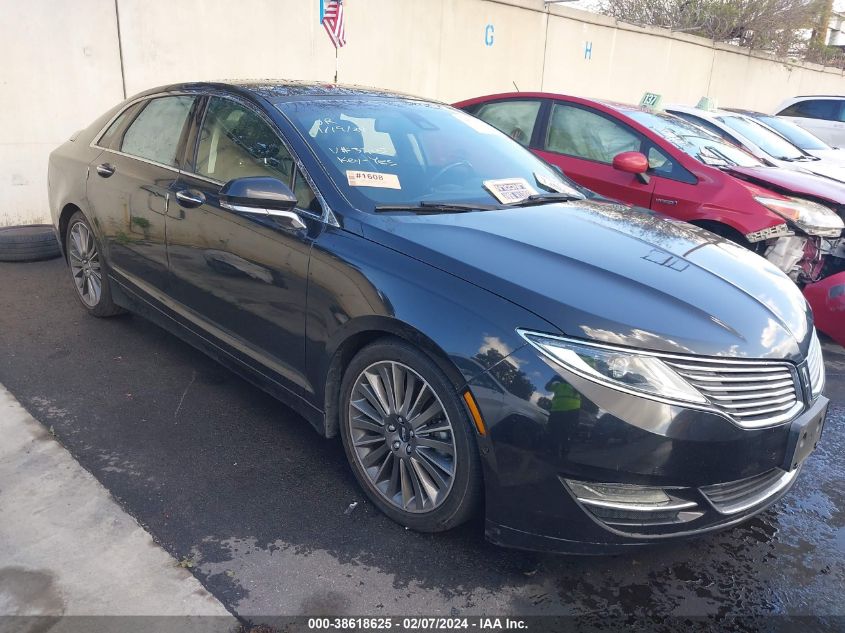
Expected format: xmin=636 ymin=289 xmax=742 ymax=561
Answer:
xmin=775 ymin=96 xmax=845 ymax=148
xmin=667 ymin=104 xmax=845 ymax=183
xmin=725 ymin=108 xmax=845 ymax=165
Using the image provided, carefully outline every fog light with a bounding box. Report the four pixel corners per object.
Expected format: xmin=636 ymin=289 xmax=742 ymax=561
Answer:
xmin=564 ymin=480 xmax=670 ymax=506
xmin=563 ymin=478 xmax=701 ymax=527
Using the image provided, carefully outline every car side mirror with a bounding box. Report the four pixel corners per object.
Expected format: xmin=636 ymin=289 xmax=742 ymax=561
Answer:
xmin=612 ymin=151 xmax=650 ymax=184
xmin=220 ymin=176 xmax=297 ymax=210
xmin=219 ymin=177 xmax=305 ymax=230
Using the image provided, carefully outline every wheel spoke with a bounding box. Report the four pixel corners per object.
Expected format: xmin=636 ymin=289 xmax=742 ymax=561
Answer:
xmin=88 ymin=273 xmax=102 ymax=302
xmin=405 ymin=457 xmax=426 ymax=510
xmin=377 ymin=365 xmax=397 ymax=413
xmin=399 ymin=459 xmax=414 ymax=509
xmin=350 ymin=414 xmax=383 ymax=434
xmin=364 ymin=370 xmax=392 ymax=416
xmin=407 ymin=383 xmax=431 ymax=420
xmin=410 ymin=457 xmax=441 ymax=505
xmin=409 ymin=401 xmax=442 ymax=430
xmin=391 ymin=363 xmax=405 ymax=415
xmin=350 ymin=397 xmax=385 ymax=425
xmin=399 ymin=373 xmax=416 ymax=417
xmin=361 ymin=443 xmax=390 ymax=469
xmin=353 ymin=434 xmax=384 ymax=448
xmin=415 ymin=437 xmax=454 ymax=456
xmin=416 ymin=446 xmax=454 ymax=477
xmin=373 ymin=451 xmax=394 ymax=484
xmin=415 ymin=423 xmax=452 ymax=436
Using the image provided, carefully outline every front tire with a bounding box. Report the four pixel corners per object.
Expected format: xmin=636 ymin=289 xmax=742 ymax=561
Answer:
xmin=339 ymin=338 xmax=482 ymax=532
xmin=65 ymin=211 xmax=123 ymax=317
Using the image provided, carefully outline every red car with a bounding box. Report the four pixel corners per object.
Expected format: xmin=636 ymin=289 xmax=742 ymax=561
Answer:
xmin=455 ymin=92 xmax=845 ymax=345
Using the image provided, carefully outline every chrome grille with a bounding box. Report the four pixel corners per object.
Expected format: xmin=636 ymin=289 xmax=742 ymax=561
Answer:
xmin=807 ymin=329 xmax=825 ymax=398
xmin=663 ymin=357 xmax=801 ymax=428
xmin=700 ymin=468 xmax=798 ymax=514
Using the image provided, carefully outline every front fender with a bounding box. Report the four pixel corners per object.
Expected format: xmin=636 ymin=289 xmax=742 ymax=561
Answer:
xmin=306 ymin=226 xmax=558 ymax=433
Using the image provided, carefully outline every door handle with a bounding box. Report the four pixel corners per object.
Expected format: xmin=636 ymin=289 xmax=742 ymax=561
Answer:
xmin=175 ymin=188 xmax=206 ymax=209
xmin=96 ymin=163 xmax=115 ymax=178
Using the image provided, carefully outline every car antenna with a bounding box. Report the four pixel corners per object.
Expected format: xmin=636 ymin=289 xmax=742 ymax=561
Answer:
xmin=513 ymin=81 xmax=520 ymax=92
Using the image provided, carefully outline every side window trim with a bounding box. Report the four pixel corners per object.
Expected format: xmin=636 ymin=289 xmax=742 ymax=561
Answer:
xmin=546 ymin=101 xmax=646 ymax=165
xmin=186 ymin=92 xmax=327 ymax=222
xmin=530 ymin=99 xmax=552 ymax=150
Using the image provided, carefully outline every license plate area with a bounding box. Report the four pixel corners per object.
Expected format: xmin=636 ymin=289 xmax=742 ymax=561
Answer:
xmin=783 ymin=400 xmax=827 ymax=471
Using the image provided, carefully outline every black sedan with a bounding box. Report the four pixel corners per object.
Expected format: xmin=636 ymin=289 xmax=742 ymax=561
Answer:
xmin=48 ymin=81 xmax=828 ymax=553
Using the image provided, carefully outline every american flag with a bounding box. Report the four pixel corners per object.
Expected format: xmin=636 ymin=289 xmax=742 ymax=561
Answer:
xmin=322 ymin=0 xmax=346 ymax=48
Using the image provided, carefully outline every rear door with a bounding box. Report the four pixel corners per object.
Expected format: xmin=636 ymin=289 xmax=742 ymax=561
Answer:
xmin=778 ymin=99 xmax=845 ymax=147
xmin=165 ymin=95 xmax=322 ymax=400
xmin=88 ymin=95 xmax=197 ymax=290
xmin=533 ymin=101 xmax=655 ymax=207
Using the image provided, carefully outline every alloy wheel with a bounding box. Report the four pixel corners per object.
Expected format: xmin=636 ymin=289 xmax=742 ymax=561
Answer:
xmin=68 ymin=221 xmax=102 ymax=307
xmin=348 ymin=361 xmax=457 ymax=513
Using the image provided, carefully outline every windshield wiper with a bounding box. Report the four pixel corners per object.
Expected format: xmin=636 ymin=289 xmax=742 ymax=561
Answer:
xmin=507 ymin=192 xmax=584 ymax=207
xmin=374 ymin=201 xmax=501 ymax=213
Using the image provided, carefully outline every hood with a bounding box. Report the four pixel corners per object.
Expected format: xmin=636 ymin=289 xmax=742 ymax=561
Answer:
xmin=798 ymin=160 xmax=845 ymax=183
xmin=726 ymin=165 xmax=845 ymax=205
xmin=807 ymin=149 xmax=845 ymax=166
xmin=362 ymin=200 xmax=812 ymax=361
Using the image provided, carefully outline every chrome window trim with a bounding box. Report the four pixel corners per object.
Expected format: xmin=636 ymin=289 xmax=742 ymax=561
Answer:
xmin=517 ymin=329 xmax=807 ymax=429
xmin=89 ymin=90 xmax=334 ymax=226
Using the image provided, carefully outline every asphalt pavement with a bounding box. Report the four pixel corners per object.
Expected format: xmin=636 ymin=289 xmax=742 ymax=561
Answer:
xmin=1 ymin=258 xmax=843 ymax=629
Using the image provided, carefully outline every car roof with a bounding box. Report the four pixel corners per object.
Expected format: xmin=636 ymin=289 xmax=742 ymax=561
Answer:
xmin=136 ymin=80 xmax=435 ymax=104
xmin=723 ymin=108 xmax=768 ymax=117
xmin=665 ymin=104 xmax=741 ymax=121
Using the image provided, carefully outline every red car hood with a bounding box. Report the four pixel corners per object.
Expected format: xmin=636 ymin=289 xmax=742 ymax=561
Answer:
xmin=726 ymin=165 xmax=845 ymax=205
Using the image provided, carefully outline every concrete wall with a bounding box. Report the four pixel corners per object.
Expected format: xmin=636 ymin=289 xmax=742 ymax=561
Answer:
xmin=3 ymin=0 xmax=845 ymax=225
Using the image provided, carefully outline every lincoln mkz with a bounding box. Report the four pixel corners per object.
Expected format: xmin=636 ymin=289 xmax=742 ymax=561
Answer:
xmin=48 ymin=82 xmax=828 ymax=552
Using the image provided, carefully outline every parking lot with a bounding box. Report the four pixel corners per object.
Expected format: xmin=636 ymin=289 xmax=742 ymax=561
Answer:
xmin=1 ymin=257 xmax=843 ymax=627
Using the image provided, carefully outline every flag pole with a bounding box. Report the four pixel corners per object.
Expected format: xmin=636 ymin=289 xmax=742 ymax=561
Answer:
xmin=334 ymin=45 xmax=339 ymax=84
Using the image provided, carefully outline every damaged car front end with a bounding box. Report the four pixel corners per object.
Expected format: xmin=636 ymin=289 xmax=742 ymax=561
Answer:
xmin=726 ymin=168 xmax=845 ymax=345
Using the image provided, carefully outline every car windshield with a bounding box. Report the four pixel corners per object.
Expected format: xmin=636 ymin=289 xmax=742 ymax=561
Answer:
xmin=717 ymin=115 xmax=806 ymax=161
xmin=756 ymin=115 xmax=832 ymax=151
xmin=626 ymin=110 xmax=762 ymax=168
xmin=278 ymin=99 xmax=584 ymax=211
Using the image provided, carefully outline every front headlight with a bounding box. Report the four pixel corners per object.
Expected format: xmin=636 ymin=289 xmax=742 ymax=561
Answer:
xmin=754 ymin=196 xmax=844 ymax=238
xmin=518 ymin=331 xmax=707 ymax=405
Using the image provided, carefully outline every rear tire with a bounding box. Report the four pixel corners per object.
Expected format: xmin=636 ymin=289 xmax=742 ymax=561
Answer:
xmin=339 ymin=338 xmax=482 ymax=532
xmin=65 ymin=211 xmax=124 ymax=317
xmin=0 ymin=225 xmax=61 ymax=262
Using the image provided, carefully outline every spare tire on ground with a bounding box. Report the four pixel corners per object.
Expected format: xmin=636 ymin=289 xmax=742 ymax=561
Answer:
xmin=0 ymin=224 xmax=62 ymax=262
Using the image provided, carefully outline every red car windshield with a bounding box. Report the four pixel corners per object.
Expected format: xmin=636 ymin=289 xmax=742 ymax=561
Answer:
xmin=626 ymin=110 xmax=762 ymax=169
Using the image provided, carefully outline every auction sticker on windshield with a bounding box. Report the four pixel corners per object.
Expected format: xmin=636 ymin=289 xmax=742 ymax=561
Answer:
xmin=346 ymin=170 xmax=401 ymax=189
xmin=483 ymin=178 xmax=537 ymax=204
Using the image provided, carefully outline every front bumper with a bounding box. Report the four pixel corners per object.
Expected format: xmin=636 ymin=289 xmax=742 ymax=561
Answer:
xmin=468 ymin=344 xmax=828 ymax=554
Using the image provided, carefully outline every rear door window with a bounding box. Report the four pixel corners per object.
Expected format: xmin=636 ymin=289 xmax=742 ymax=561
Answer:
xmin=120 ymin=96 xmax=196 ymax=167
xmin=779 ymin=99 xmax=842 ymax=121
xmin=545 ymin=103 xmax=642 ymax=163
xmin=473 ymin=100 xmax=542 ymax=146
